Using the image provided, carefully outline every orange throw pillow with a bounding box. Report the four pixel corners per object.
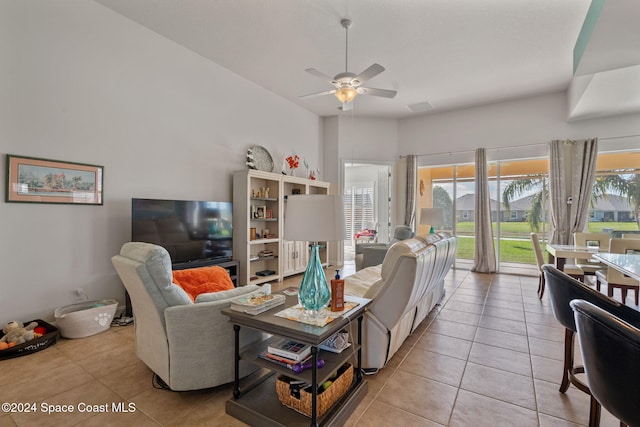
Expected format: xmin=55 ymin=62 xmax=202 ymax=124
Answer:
xmin=172 ymin=266 xmax=234 ymax=302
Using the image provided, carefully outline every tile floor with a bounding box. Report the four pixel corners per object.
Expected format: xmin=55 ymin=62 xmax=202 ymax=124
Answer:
xmin=0 ymin=268 xmax=631 ymax=426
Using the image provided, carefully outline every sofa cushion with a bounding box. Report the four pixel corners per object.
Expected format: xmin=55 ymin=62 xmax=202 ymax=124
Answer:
xmin=121 ymin=242 xmax=192 ymax=307
xmin=418 ymin=234 xmax=442 ymax=245
xmin=195 ymin=284 xmax=260 ymax=303
xmin=173 ymin=266 xmax=235 ymax=302
xmin=363 ymin=277 xmax=386 ymax=299
xmin=381 ymin=238 xmax=428 ymax=281
xmin=344 ymin=265 xmax=383 ymax=298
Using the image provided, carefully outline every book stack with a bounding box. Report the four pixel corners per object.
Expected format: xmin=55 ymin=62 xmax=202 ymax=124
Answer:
xmin=229 ymin=292 xmax=285 ymax=315
xmin=258 ymin=338 xmax=312 ymax=371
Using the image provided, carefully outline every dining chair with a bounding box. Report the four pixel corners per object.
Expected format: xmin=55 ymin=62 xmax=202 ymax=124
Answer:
xmin=595 ymin=238 xmax=640 ymax=305
xmin=570 ymin=299 xmax=640 ymax=427
xmin=573 ymin=232 xmax=610 ymax=278
xmin=532 ymin=233 xmax=583 ymax=298
xmin=543 ymin=265 xmax=640 ymax=427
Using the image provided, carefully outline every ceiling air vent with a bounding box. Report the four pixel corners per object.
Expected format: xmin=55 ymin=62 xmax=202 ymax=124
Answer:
xmin=407 ymin=101 xmax=433 ymax=113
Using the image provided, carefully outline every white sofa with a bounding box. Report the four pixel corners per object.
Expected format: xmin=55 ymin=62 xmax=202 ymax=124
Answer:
xmin=344 ymin=233 xmax=457 ymax=370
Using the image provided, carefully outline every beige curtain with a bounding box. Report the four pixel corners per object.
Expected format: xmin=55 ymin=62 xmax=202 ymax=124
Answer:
xmin=471 ymin=148 xmax=497 ymax=273
xmin=549 ymin=139 xmax=598 ymax=244
xmin=549 ymin=141 xmax=567 ymax=244
xmin=405 ymin=154 xmax=417 ymax=229
xmin=570 ymin=139 xmax=598 ymax=235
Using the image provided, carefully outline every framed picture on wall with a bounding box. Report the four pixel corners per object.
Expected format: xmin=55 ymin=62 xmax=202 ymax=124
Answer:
xmin=6 ymin=154 xmax=103 ymax=205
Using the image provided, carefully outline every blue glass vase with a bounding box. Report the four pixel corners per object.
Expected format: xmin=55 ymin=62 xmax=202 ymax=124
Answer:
xmin=298 ymin=244 xmax=330 ymax=316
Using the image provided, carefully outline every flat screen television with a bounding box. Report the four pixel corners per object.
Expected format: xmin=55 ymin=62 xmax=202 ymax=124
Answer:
xmin=131 ymin=198 xmax=233 ymax=269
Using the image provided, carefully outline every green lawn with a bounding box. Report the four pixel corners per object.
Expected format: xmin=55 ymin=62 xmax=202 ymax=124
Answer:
xmin=453 ymin=221 xmax=639 ymax=264
xmin=455 ymin=221 xmax=639 ymax=237
xmin=456 ymin=236 xmax=537 ymax=264
xmin=587 ymin=222 xmax=639 ymax=232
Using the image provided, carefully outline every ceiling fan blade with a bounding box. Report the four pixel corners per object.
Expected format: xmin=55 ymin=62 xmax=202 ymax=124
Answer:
xmin=353 ymin=63 xmax=385 ymax=85
xmin=305 ymin=68 xmax=335 ymax=83
xmin=299 ymin=89 xmax=336 ymax=99
xmin=357 ymin=87 xmax=397 ymax=98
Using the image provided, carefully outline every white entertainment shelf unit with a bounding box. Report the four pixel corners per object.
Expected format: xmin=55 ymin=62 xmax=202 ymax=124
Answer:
xmin=233 ymin=170 xmax=330 ymax=286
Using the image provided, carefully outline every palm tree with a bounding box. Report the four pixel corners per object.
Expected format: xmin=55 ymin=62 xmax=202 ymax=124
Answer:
xmin=504 ymin=170 xmax=640 ymax=231
xmin=592 ymin=171 xmax=640 ymax=229
xmin=502 ymin=176 xmax=547 ymax=232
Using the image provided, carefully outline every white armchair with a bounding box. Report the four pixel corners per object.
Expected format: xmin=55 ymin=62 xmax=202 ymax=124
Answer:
xmin=111 ymin=242 xmax=264 ymax=391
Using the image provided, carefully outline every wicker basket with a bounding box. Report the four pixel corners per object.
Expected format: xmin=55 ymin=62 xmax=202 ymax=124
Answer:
xmin=276 ymin=363 xmax=353 ymax=417
xmin=54 ymin=299 xmax=118 ymax=339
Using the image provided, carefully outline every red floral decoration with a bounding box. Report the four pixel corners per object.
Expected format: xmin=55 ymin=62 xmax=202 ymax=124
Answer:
xmin=285 ymin=155 xmax=300 ymax=170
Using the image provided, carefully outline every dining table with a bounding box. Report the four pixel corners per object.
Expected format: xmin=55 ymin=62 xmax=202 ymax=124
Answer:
xmin=545 ymin=243 xmax=601 ymax=270
xmin=593 ymin=253 xmax=640 ymax=282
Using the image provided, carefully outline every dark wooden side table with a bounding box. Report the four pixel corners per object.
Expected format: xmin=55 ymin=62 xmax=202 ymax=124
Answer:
xmin=222 ymin=294 xmax=370 ymax=427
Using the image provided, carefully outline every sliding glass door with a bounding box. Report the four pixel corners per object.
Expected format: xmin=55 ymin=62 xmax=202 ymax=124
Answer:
xmin=420 ymin=157 xmax=549 ymax=270
xmin=494 ymin=158 xmax=548 ymax=267
xmin=418 ymin=164 xmax=476 ymax=266
xmin=587 ymin=151 xmax=640 ymax=234
xmin=419 ymin=148 xmax=640 ymax=270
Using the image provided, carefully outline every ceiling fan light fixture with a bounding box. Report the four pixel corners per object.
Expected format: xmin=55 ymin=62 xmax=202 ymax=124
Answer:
xmin=335 ymin=87 xmax=357 ymax=103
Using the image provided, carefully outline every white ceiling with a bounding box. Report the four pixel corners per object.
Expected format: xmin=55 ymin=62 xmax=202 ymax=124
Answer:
xmin=94 ymin=0 xmax=640 ymax=120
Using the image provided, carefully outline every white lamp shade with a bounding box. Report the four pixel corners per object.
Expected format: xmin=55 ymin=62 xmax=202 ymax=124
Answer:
xmin=420 ymin=207 xmax=444 ymax=226
xmin=284 ymin=195 xmax=346 ymax=242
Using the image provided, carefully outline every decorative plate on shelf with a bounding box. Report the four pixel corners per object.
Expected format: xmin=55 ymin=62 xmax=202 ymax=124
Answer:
xmin=246 ymin=145 xmax=274 ymax=172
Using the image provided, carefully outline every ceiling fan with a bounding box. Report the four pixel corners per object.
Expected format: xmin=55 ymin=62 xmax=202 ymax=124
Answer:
xmin=300 ymin=18 xmax=397 ymax=110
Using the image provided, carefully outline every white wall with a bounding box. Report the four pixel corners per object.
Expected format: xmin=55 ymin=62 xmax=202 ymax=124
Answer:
xmin=323 ymin=116 xmax=398 ymax=238
xmin=0 ymin=1 xmax=322 ymax=323
xmin=322 ymin=116 xmax=397 ymax=191
xmin=398 ymin=92 xmax=640 ymax=159
xmin=338 ymin=116 xmax=398 ymax=162
xmin=322 ymin=117 xmax=341 ymax=191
